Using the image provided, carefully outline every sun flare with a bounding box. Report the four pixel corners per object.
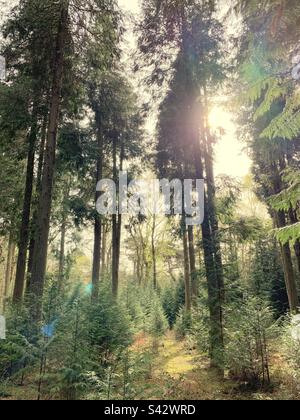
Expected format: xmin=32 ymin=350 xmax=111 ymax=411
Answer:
xmin=209 ymin=106 xmax=251 ymax=178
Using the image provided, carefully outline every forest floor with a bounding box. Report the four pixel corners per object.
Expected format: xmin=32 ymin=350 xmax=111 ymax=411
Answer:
xmin=1 ymin=332 xmax=299 ymax=400
xmin=131 ymin=332 xmax=299 ymax=401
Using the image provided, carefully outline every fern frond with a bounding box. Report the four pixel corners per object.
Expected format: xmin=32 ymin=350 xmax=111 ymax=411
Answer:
xmin=276 ymin=222 xmax=300 ymax=245
xmin=253 ymin=78 xmax=287 ymax=120
xmin=260 ymin=91 xmax=300 ymax=140
xmin=238 ymin=77 xmax=272 ymax=105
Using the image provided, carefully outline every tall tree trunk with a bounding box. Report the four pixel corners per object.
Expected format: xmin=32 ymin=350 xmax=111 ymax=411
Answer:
xmin=58 ymin=216 xmax=66 ymax=291
xmin=188 ymin=225 xmax=198 ymax=305
xmin=116 ymin=142 xmax=125 ymax=288
xmin=4 ymin=232 xmax=15 ymax=309
xmin=203 ymin=90 xmax=225 ymax=304
xmin=183 ymin=224 xmax=191 ymax=312
xmin=276 ymin=210 xmax=299 ymax=312
xmin=92 ymin=111 xmax=103 ymax=301
xmin=101 ymin=222 xmax=107 ymax=280
xmin=116 ymin=211 xmax=122 ymax=286
xmin=193 ymin=117 xmax=224 ymax=371
xmin=92 ymin=214 xmax=102 ymax=300
xmin=288 ymin=209 xmax=300 ymax=274
xmin=28 ymin=3 xmax=69 ymax=320
xmin=272 ymin=161 xmax=299 ymax=313
xmin=112 ymin=138 xmax=124 ymax=297
xmin=294 ymin=240 xmax=300 ymax=274
xmin=112 ymin=136 xmax=119 ymax=298
xmin=13 ymin=108 xmax=38 ymax=303
xmin=112 ymin=216 xmax=118 ymax=297
xmin=27 ymin=111 xmax=48 ymax=278
xmin=136 ymin=249 xmax=142 ymax=286
xmin=180 ymin=1 xmax=224 ymax=370
xmin=151 ymin=215 xmax=157 ymax=290
xmin=107 ymin=241 xmax=112 ymax=275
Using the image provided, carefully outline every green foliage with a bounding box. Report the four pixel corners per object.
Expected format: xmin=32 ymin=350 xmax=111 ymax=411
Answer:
xmin=147 ymin=298 xmax=168 ymax=338
xmin=225 ymin=297 xmax=279 ymax=386
xmin=120 ymin=282 xmax=168 ymax=338
xmin=89 ymin=287 xmax=133 ymax=359
xmin=120 ymin=283 xmax=145 ymax=333
xmin=282 ymin=316 xmax=300 ymax=388
xmin=188 ymin=304 xmax=210 ymax=355
xmin=162 ymin=281 xmax=185 ymax=329
xmin=0 ymin=281 xmax=134 ymax=400
xmin=276 ymin=223 xmax=300 ymax=245
xmin=236 ymin=0 xmax=300 ymax=142
xmin=268 ymin=170 xmax=300 ymax=245
xmin=0 ymin=328 xmax=38 ymax=382
xmin=268 ymin=170 xmax=300 ymax=212
xmin=250 ymin=237 xmax=289 ymax=316
xmin=174 ymin=309 xmax=192 ymax=340
xmin=139 ymin=288 xmax=168 ymax=337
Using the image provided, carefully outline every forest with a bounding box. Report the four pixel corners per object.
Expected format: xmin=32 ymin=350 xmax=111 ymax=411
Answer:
xmin=0 ymin=0 xmax=300 ymax=402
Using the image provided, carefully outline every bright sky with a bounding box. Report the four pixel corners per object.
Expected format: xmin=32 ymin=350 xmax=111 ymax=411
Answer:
xmin=210 ymin=107 xmax=251 ymax=178
xmin=119 ymin=0 xmax=140 ymax=12
xmin=118 ymin=0 xmax=252 ymax=179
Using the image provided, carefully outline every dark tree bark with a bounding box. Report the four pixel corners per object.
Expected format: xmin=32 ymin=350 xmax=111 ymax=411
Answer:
xmin=27 ymin=111 xmax=48 ymax=277
xmin=135 ymin=242 xmax=143 ymax=285
xmin=271 ymin=161 xmax=299 ymax=313
xmin=101 ymin=222 xmax=107 ymax=279
xmin=294 ymin=239 xmax=300 ymax=274
xmin=29 ymin=3 xmax=69 ymax=320
xmin=151 ymin=215 xmax=157 ymax=290
xmin=13 ymin=108 xmax=38 ymax=303
xmin=112 ymin=135 xmax=119 ymax=298
xmin=183 ymin=224 xmax=191 ymax=312
xmin=193 ymin=117 xmax=224 ymax=371
xmin=288 ymin=209 xmax=300 ymax=274
xmin=116 ymin=142 xmax=125 ymax=285
xmin=92 ymin=110 xmax=103 ymax=301
xmin=112 ymin=137 xmax=124 ymax=298
xmin=188 ymin=226 xmax=198 ymax=305
xmin=112 ymin=218 xmax=118 ymax=297
xmin=4 ymin=232 xmax=15 ymax=308
xmin=276 ymin=210 xmax=299 ymax=313
xmin=180 ymin=13 xmax=224 ymax=368
xmin=58 ymin=216 xmax=66 ymax=291
xmin=203 ymin=91 xmax=225 ymax=305
xmin=116 ymin=210 xmax=122 ymax=290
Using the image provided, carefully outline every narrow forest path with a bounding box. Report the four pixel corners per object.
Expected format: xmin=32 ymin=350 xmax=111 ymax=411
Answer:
xmin=133 ymin=332 xmax=233 ymax=400
xmin=132 ymin=332 xmax=288 ymax=400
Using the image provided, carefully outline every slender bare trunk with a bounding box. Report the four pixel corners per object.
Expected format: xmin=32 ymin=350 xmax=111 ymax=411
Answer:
xmin=101 ymin=222 xmax=107 ymax=279
xmin=27 ymin=111 xmax=48 ymax=278
xmin=29 ymin=3 xmax=69 ymax=320
xmin=112 ymin=136 xmax=119 ymax=298
xmin=117 ymin=213 xmax=122 ymax=280
xmin=151 ymin=215 xmax=157 ymax=290
xmin=4 ymin=233 xmax=15 ymax=309
xmin=289 ymin=209 xmax=300 ymax=274
xmin=272 ymin=161 xmax=299 ymax=313
xmin=276 ymin=210 xmax=299 ymax=312
xmin=183 ymin=224 xmax=191 ymax=312
xmin=203 ymin=90 xmax=225 ymax=304
xmin=193 ymin=115 xmax=224 ymax=371
xmin=92 ymin=111 xmax=103 ymax=301
xmin=188 ymin=225 xmax=198 ymax=305
xmin=294 ymin=240 xmax=300 ymax=274
xmin=14 ymin=108 xmax=38 ymax=303
xmin=58 ymin=217 xmax=66 ymax=291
